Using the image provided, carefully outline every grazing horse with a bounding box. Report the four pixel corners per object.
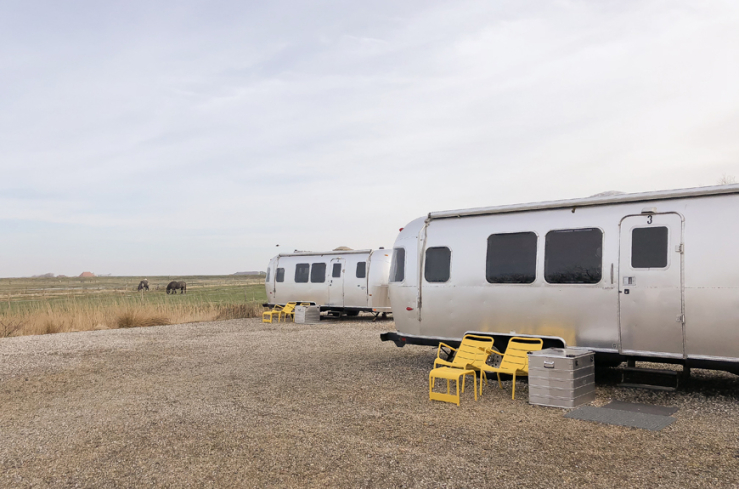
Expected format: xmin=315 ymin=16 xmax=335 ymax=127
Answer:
xmin=137 ymin=279 xmax=149 ymax=291
xmin=166 ymin=281 xmax=187 ymax=294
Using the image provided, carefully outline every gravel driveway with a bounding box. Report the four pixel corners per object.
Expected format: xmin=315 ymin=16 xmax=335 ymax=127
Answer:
xmin=1 ymin=317 xmax=738 ymax=488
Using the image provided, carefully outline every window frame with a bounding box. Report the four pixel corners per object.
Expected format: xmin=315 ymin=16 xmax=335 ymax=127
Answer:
xmin=294 ymin=263 xmax=310 ymax=283
xmin=356 ymin=262 xmax=367 ymax=279
xmin=266 ymin=267 xmax=271 ymax=283
xmin=424 ymin=246 xmax=452 ymax=283
xmin=331 ymin=263 xmax=342 ymax=278
xmin=631 ymin=226 xmax=669 ymax=269
xmin=485 ymin=231 xmax=538 ymax=285
xmin=390 ymin=248 xmax=406 ymax=283
xmin=310 ymin=263 xmax=327 ymax=283
xmin=544 ymin=227 xmax=604 ymax=285
xmin=275 ymin=268 xmax=285 ymax=283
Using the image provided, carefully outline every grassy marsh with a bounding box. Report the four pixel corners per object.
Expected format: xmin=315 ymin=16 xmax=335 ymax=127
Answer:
xmin=0 ymin=275 xmax=267 ymax=337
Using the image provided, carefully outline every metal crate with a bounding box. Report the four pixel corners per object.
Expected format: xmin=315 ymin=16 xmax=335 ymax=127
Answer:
xmin=294 ymin=305 xmax=321 ymax=324
xmin=528 ymin=348 xmax=595 ymax=408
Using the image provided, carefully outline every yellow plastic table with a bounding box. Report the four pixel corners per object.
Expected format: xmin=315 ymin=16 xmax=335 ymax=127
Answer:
xmin=429 ymin=367 xmax=478 ymax=406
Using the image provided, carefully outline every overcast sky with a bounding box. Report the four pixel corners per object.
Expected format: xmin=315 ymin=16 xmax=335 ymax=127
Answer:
xmin=1 ymin=0 xmax=738 ymax=277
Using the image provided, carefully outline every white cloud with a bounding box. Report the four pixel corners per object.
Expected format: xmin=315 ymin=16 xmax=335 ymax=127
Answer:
xmin=1 ymin=0 xmax=738 ymax=276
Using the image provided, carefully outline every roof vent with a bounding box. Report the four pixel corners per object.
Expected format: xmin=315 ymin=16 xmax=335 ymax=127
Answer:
xmin=333 ymin=246 xmax=353 ymax=251
xmin=589 ymin=190 xmax=625 ymax=198
xmin=641 ymin=207 xmax=657 ymax=214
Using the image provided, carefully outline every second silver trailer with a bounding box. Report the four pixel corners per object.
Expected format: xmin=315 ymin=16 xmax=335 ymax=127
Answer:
xmin=266 ymin=249 xmax=392 ymax=315
xmin=381 ymin=185 xmax=739 ymax=374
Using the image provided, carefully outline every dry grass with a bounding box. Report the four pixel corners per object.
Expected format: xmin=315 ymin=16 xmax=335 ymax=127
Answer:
xmin=0 ymin=300 xmax=263 ymax=337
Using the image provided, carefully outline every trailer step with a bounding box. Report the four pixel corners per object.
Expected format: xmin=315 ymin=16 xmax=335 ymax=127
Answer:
xmin=618 ymin=367 xmax=680 ymax=391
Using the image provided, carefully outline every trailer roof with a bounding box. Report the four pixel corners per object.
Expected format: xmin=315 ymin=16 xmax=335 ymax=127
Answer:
xmin=275 ymin=249 xmax=375 ymax=258
xmin=428 ymin=184 xmax=739 ymax=220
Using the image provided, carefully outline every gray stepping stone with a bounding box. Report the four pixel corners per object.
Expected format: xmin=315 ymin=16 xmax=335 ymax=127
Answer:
xmin=564 ymin=405 xmax=676 ymax=431
xmin=604 ymin=400 xmax=678 ymax=416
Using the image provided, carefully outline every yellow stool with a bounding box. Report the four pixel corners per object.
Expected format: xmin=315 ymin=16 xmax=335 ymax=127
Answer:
xmin=429 ymin=367 xmax=477 ymax=406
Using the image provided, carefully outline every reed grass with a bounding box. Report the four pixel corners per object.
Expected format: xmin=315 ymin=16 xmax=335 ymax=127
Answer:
xmin=0 ymin=276 xmax=267 ymax=338
xmin=0 ymin=299 xmax=263 ymax=337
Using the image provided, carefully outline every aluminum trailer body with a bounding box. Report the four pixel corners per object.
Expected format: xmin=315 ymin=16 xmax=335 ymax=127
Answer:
xmin=382 ymin=185 xmax=739 ymax=374
xmin=266 ymin=249 xmax=392 ymax=314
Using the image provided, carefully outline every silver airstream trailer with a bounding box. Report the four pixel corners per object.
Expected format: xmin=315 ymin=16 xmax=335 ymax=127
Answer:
xmin=381 ymin=185 xmax=739 ymax=374
xmin=266 ymin=249 xmax=392 ymax=316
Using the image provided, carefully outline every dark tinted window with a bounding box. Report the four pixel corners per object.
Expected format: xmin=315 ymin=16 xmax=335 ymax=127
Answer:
xmin=332 ymin=263 xmax=342 ymax=278
xmin=356 ymin=262 xmax=366 ymax=278
xmin=486 ymin=232 xmax=537 ymax=284
xmin=425 ymin=247 xmax=451 ymax=283
xmin=391 ymin=248 xmax=405 ymax=282
xmin=266 ymin=267 xmax=271 ymax=282
xmin=545 ymin=228 xmax=603 ymax=284
xmin=276 ymin=268 xmax=285 ymax=282
xmin=632 ymin=227 xmax=668 ymax=268
xmin=310 ymin=263 xmax=326 ymax=283
xmin=295 ymin=264 xmax=309 ymax=283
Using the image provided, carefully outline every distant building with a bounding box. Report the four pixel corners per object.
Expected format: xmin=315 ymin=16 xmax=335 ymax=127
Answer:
xmin=31 ymin=273 xmax=55 ymax=278
xmin=79 ymin=272 xmax=95 ymax=278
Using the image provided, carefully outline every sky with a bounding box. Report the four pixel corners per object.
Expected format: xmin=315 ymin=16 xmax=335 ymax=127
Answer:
xmin=1 ymin=0 xmax=738 ymax=277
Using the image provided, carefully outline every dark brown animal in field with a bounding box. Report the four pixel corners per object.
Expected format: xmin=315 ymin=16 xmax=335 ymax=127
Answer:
xmin=166 ymin=281 xmax=186 ymax=294
xmin=137 ymin=279 xmax=149 ymax=291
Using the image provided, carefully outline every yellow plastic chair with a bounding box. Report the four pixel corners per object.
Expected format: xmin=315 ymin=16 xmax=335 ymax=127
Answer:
xmin=279 ymin=302 xmax=298 ymax=322
xmin=428 ymin=367 xmax=477 ymax=406
xmin=433 ymin=334 xmax=495 ymax=370
xmin=262 ymin=302 xmax=297 ymax=323
xmin=479 ymin=337 xmax=543 ymax=399
xmin=429 ymin=334 xmax=494 ymax=405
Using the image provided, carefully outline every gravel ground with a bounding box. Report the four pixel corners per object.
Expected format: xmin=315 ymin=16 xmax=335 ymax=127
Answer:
xmin=1 ymin=317 xmax=738 ymax=488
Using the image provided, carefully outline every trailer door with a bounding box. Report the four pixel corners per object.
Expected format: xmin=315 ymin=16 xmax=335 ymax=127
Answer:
xmin=618 ymin=213 xmax=684 ymax=358
xmin=327 ymin=258 xmax=345 ymax=307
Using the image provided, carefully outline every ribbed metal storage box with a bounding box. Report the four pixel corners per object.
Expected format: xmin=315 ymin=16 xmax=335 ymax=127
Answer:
xmin=528 ymin=348 xmax=595 ymax=408
xmin=294 ymin=305 xmax=321 ymax=324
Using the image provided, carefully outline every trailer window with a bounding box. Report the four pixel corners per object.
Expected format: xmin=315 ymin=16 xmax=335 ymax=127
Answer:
xmin=486 ymin=232 xmax=537 ymax=284
xmin=545 ymin=228 xmax=602 ymax=284
xmin=311 ymin=263 xmax=326 ymax=283
xmin=295 ymin=264 xmax=309 ymax=283
xmin=632 ymin=227 xmax=668 ymax=268
xmin=356 ymin=262 xmax=366 ymax=279
xmin=276 ymin=268 xmax=285 ymax=282
xmin=332 ymin=263 xmax=342 ymax=278
xmin=266 ymin=267 xmax=271 ymax=282
xmin=390 ymin=248 xmax=405 ymax=282
xmin=425 ymin=247 xmax=451 ymax=283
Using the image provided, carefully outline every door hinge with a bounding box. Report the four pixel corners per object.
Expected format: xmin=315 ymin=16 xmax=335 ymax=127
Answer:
xmin=676 ymin=314 xmax=685 ymax=323
xmin=675 ymin=244 xmax=684 ymax=253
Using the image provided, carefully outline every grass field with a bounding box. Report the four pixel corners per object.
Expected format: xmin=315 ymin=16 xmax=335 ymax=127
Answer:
xmin=0 ymin=275 xmax=267 ymax=337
